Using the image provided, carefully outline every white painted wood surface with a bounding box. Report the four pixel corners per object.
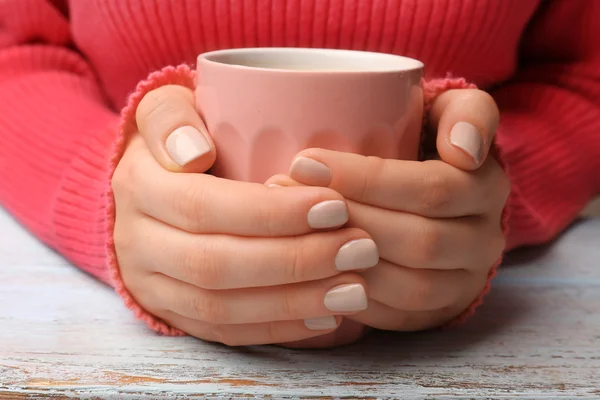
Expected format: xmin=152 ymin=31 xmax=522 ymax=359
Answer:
xmin=1 ymin=207 xmax=599 ymax=399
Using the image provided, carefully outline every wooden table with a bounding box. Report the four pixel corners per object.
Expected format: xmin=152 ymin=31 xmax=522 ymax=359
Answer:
xmin=1 ymin=208 xmax=599 ymax=399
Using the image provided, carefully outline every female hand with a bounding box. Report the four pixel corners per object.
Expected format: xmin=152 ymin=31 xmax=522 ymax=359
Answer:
xmin=266 ymin=89 xmax=510 ymax=348
xmin=111 ymin=85 xmax=380 ymax=346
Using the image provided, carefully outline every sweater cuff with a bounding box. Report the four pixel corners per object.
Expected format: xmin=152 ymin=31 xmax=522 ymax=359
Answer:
xmin=421 ymin=77 xmax=511 ymax=328
xmin=106 ymin=64 xmax=197 ymax=336
xmin=422 ymin=76 xmax=477 ymax=112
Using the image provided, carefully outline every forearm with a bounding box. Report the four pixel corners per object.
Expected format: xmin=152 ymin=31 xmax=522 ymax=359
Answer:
xmin=490 ymin=0 xmax=600 ymax=250
xmin=493 ymin=82 xmax=600 ymax=251
xmin=0 ymin=45 xmax=120 ymax=282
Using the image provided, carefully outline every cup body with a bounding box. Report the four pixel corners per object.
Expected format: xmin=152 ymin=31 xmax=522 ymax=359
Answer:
xmin=196 ymin=48 xmax=424 ymax=183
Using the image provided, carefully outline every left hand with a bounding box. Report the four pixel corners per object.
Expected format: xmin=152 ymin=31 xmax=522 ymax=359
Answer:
xmin=266 ymin=89 xmax=510 ymax=348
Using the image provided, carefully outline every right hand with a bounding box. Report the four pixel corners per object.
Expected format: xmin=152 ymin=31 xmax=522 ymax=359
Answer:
xmin=111 ymin=85 xmax=378 ymax=347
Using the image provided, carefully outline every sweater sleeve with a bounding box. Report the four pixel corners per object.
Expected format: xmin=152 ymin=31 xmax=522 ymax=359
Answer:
xmin=490 ymin=0 xmax=600 ymax=251
xmin=442 ymin=1 xmax=600 ymax=327
xmin=0 ymin=0 xmax=119 ymax=282
xmin=0 ymin=0 xmax=191 ymax=335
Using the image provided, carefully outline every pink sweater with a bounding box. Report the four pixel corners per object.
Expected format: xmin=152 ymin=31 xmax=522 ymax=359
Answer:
xmin=1 ymin=0 xmax=599 ymax=335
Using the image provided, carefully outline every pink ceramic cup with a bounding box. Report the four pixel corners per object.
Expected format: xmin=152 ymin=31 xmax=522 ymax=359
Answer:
xmin=196 ymin=48 xmax=424 ymax=183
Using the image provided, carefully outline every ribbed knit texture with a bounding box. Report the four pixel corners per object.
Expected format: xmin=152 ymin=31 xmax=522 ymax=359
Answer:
xmin=1 ymin=0 xmax=599 ymax=334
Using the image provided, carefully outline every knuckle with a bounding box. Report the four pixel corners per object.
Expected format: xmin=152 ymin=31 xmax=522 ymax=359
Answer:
xmin=178 ymin=239 xmax=221 ymax=289
xmin=196 ymin=241 xmax=223 ymax=289
xmin=178 ymin=249 xmax=200 ymax=286
xmin=190 ymin=293 xmax=227 ymax=324
xmin=275 ymin=290 xmax=298 ymax=321
xmin=359 ymin=156 xmax=386 ymax=201
xmin=255 ymin=201 xmax=280 ymax=236
xmin=282 ymin=237 xmax=307 ymax=283
xmin=204 ymin=295 xmax=228 ymax=324
xmin=421 ymin=171 xmax=453 ymax=214
xmin=175 ymin=184 xmax=209 ymax=232
xmin=414 ymin=224 xmax=444 ymax=265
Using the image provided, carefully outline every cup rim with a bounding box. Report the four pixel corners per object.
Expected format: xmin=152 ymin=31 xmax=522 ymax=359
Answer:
xmin=197 ymin=47 xmax=424 ymax=74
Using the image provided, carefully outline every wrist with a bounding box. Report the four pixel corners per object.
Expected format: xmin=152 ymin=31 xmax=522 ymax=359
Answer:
xmin=107 ymin=64 xmax=197 ymax=337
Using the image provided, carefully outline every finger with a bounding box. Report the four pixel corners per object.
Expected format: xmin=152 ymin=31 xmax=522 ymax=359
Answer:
xmin=136 ymin=85 xmax=216 ymax=172
xmin=429 ymin=89 xmax=500 ymax=170
xmin=128 ymin=147 xmax=349 ymax=235
xmin=138 ymin=218 xmax=378 ymax=289
xmin=266 ymin=170 xmax=506 ymax=270
xmin=287 ymin=149 xmax=502 ymax=217
xmin=159 ymin=311 xmax=342 ymax=346
xmin=264 ymin=174 xmax=300 ymax=187
xmin=279 ymin=318 xmax=368 ymax=349
xmin=144 ymin=274 xmax=368 ymax=325
xmin=360 ymin=260 xmax=473 ymax=311
xmin=347 ymin=201 xmax=505 ymax=271
xmin=348 ymin=300 xmax=464 ymax=332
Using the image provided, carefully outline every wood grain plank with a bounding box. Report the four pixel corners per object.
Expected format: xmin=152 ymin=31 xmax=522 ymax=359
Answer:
xmin=1 ymin=209 xmax=599 ymax=398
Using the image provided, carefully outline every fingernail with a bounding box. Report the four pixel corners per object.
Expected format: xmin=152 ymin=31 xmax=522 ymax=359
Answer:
xmin=450 ymin=122 xmax=482 ymax=164
xmin=335 ymin=239 xmax=379 ymax=271
xmin=304 ymin=316 xmax=338 ymax=331
xmin=268 ymin=184 xmax=282 ymax=188
xmin=166 ymin=126 xmax=211 ymax=166
xmin=324 ymin=284 xmax=368 ymax=313
xmin=307 ymin=200 xmax=348 ymax=229
xmin=290 ymin=157 xmax=331 ymax=186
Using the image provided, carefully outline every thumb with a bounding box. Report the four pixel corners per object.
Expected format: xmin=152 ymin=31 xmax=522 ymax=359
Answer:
xmin=428 ymin=89 xmax=499 ymax=171
xmin=135 ymin=84 xmax=216 ymax=173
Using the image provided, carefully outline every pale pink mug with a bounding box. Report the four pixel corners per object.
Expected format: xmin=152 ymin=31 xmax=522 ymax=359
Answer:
xmin=196 ymin=48 xmax=424 ymax=183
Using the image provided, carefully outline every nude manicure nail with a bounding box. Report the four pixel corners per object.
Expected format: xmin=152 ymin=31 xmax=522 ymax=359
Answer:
xmin=290 ymin=157 xmax=331 ymax=186
xmin=307 ymin=200 xmax=348 ymax=229
xmin=304 ymin=316 xmax=338 ymax=331
xmin=324 ymin=284 xmax=368 ymax=312
xmin=335 ymin=239 xmax=379 ymax=271
xmin=450 ymin=121 xmax=482 ymax=164
xmin=166 ymin=125 xmax=211 ymax=166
